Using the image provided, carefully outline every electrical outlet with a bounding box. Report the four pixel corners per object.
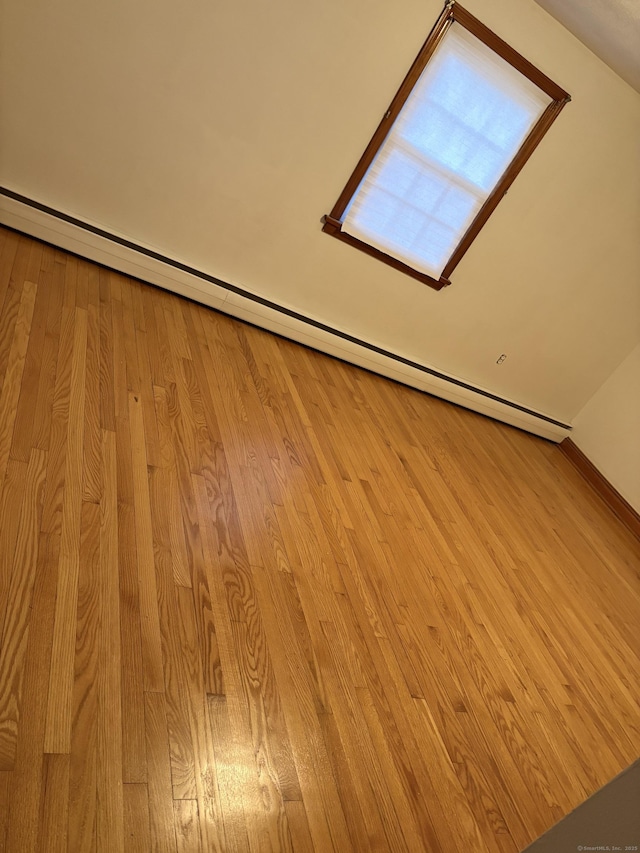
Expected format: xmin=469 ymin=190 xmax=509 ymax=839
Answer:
xmin=496 ymin=353 xmax=507 ymax=364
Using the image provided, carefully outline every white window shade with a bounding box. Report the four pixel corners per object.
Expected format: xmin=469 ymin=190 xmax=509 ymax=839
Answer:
xmin=341 ymin=22 xmax=552 ymax=280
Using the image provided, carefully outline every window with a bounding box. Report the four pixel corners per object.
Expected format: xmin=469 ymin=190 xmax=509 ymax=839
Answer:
xmin=322 ymin=1 xmax=570 ymax=290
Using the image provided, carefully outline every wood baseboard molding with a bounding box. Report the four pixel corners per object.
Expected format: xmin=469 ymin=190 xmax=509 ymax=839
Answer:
xmin=559 ymin=439 xmax=640 ymax=539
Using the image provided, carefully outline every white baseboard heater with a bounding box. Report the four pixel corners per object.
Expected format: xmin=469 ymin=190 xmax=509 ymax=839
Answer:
xmin=0 ymin=186 xmax=571 ymax=442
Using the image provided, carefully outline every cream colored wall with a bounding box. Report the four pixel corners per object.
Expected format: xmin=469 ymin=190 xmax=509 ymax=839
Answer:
xmin=572 ymin=344 xmax=640 ymax=511
xmin=1 ymin=0 xmax=639 ymax=424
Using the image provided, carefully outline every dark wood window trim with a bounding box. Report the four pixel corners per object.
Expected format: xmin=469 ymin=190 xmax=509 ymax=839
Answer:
xmin=322 ymin=0 xmax=570 ymax=291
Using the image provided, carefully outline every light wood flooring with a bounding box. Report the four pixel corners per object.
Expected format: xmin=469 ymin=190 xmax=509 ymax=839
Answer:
xmin=0 ymin=226 xmax=638 ymax=851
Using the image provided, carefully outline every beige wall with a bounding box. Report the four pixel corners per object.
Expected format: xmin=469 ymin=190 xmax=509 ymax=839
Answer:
xmin=1 ymin=0 xmax=639 ymax=425
xmin=572 ymin=344 xmax=640 ymax=511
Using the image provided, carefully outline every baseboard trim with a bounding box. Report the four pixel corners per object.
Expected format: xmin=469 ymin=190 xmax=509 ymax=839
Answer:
xmin=0 ymin=186 xmax=572 ymax=441
xmin=559 ymin=439 xmax=640 ymax=539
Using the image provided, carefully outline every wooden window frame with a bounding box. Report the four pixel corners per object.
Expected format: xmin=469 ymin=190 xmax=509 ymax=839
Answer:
xmin=322 ymin=1 xmax=570 ymax=290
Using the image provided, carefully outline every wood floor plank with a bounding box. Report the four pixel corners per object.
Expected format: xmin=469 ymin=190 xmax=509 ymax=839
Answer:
xmin=10 ymin=269 xmax=50 ymax=462
xmin=1 ymin=229 xmax=639 ymax=851
xmin=148 ymin=464 xmax=198 ymax=801
xmin=145 ymin=691 xmax=178 ymax=853
xmin=96 ymin=428 xmax=125 ymax=852
xmin=0 ymin=770 xmax=9 ymax=852
xmin=317 ymin=708 xmax=384 ymax=851
xmin=129 ymin=391 xmax=165 ymax=692
xmin=0 ymin=231 xmax=20 ymax=319
xmin=30 ymin=254 xmax=63 ymax=454
xmin=44 ymin=308 xmax=87 ymax=753
xmin=0 ymin=458 xmax=27 ymax=646
xmin=318 ymin=617 xmax=423 ymax=853
xmin=166 ymin=374 xmax=202 ymax=585
xmin=229 ymin=616 xmax=295 ymax=851
xmin=5 ymin=530 xmax=60 ymax=852
xmin=123 ymin=783 xmax=152 ymax=853
xmin=140 ymin=286 xmax=164 ymax=386
xmin=99 ymin=271 xmax=116 ymax=431
xmin=0 ymin=247 xmax=27 ymax=395
xmin=75 ymin=259 xmax=89 ymax=311
xmin=0 ymin=278 xmax=37 ymax=485
xmin=111 ymin=279 xmax=129 ymax=422
xmin=153 ymin=383 xmax=192 ymax=589
xmin=173 ymin=585 xmax=226 ymax=852
xmin=41 ymin=305 xmax=75 ymax=535
xmin=207 ymin=696 xmax=250 ymax=853
xmin=37 ymin=753 xmax=70 ymax=853
xmin=173 ymin=799 xmax=201 ymax=853
xmin=135 ymin=327 xmax=161 ymax=469
xmin=0 ymin=448 xmax=47 ymax=769
xmin=82 ymin=298 xmax=102 ymax=502
xmin=250 ymin=564 xmax=354 ymax=853
xmin=118 ymin=498 xmax=148 ymax=784
xmin=61 ymin=254 xmax=77 ymax=308
xmin=120 ymin=277 xmax=142 ymax=397
xmin=193 ymin=474 xmax=283 ymax=852
xmin=152 ymin=295 xmax=175 ymax=385
xmin=114 ymin=392 xmax=149 ymax=785
xmin=284 ymin=802 xmax=315 ymax=853
xmin=68 ymin=501 xmax=100 ymax=852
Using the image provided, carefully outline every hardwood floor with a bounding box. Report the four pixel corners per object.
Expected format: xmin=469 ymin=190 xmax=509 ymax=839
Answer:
xmin=0 ymin=225 xmax=638 ymax=852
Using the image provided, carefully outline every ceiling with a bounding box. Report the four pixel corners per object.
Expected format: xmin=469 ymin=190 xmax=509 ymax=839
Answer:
xmin=533 ymin=0 xmax=640 ymax=93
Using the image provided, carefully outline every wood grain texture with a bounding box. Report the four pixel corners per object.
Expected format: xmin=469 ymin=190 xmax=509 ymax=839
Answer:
xmin=0 ymin=227 xmax=638 ymax=850
xmin=0 ymin=277 xmax=37 ymax=484
xmin=123 ymin=783 xmax=152 ymax=853
xmin=0 ymin=447 xmax=47 ymax=769
xmin=559 ymin=437 xmax=640 ymax=540
xmin=68 ymin=500 xmax=100 ymax=852
xmin=44 ymin=307 xmax=87 ymax=753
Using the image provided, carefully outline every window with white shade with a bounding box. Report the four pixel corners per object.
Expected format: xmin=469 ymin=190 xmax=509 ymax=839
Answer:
xmin=323 ymin=2 xmax=569 ymax=290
